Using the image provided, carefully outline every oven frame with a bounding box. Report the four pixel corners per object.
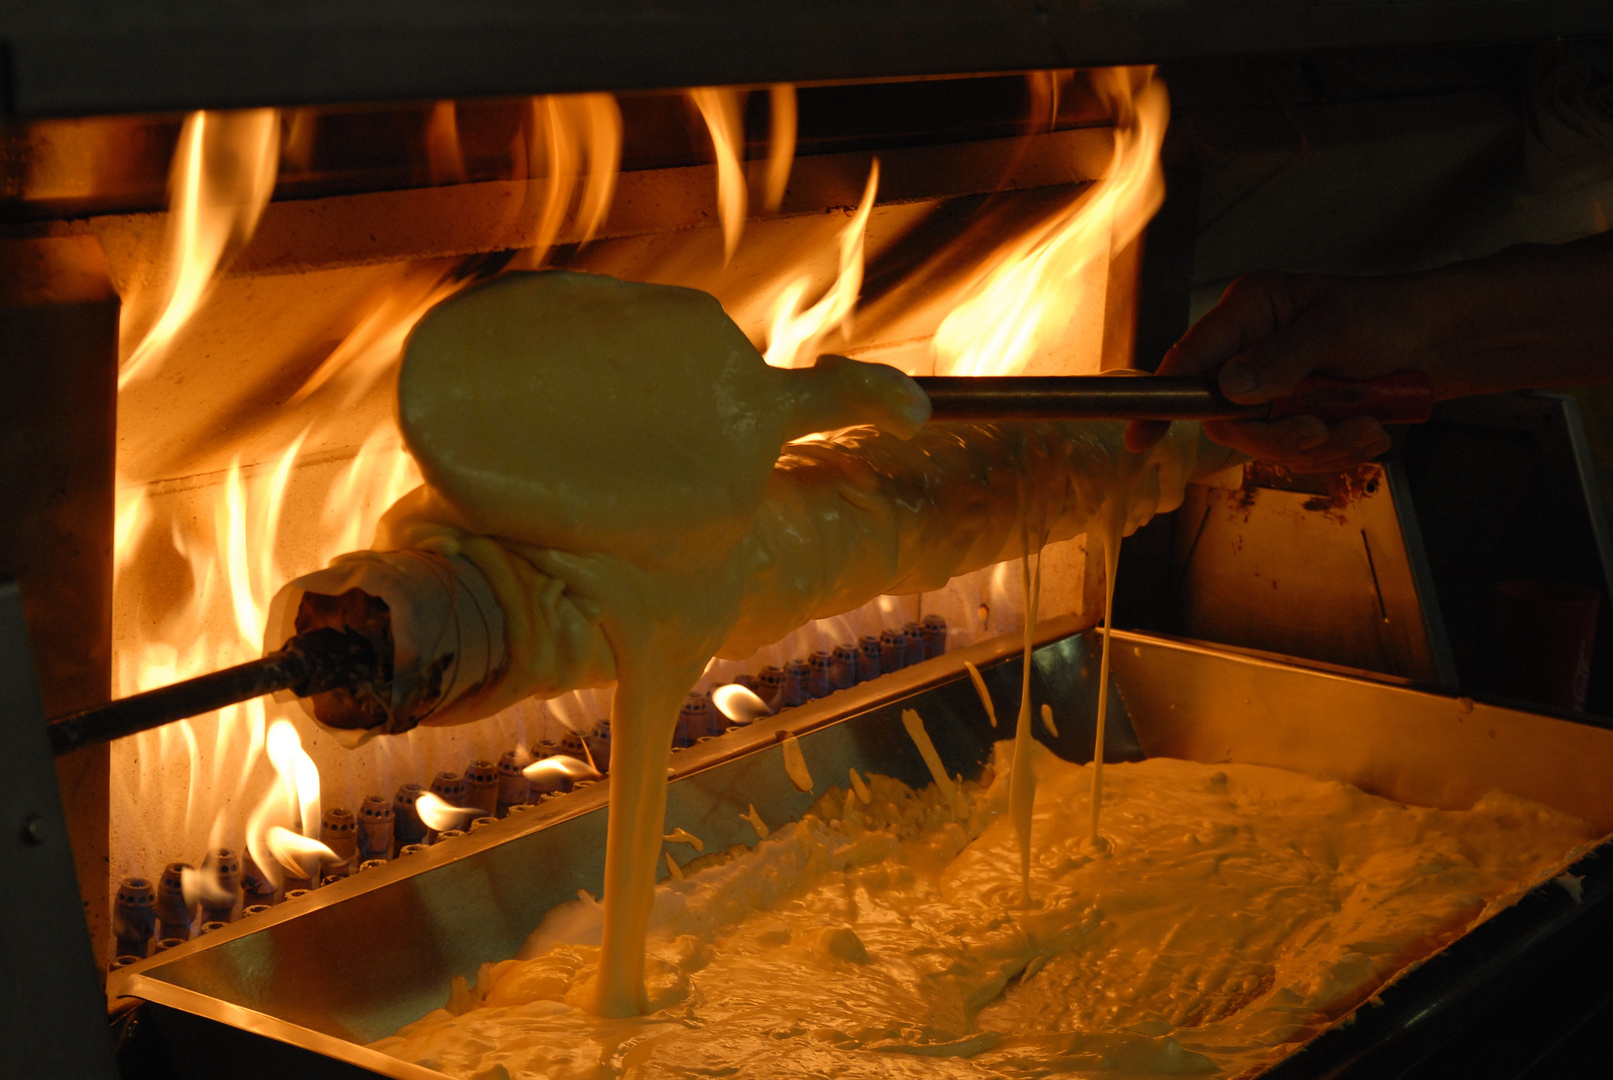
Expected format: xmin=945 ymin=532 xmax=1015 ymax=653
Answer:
xmin=4 ymin=2 xmax=1613 ymax=118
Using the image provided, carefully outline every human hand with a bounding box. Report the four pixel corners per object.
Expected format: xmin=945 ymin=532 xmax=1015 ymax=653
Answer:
xmin=1124 ymin=270 xmax=1446 ymax=472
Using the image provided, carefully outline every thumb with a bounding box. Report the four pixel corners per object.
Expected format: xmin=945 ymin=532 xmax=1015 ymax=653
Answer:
xmin=1216 ymin=317 xmax=1336 ymax=405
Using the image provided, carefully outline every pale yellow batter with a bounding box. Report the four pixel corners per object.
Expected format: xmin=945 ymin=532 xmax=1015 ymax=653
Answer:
xmin=375 ymin=270 xmax=1224 ymax=1015
xmin=373 ymin=744 xmax=1598 ymax=1079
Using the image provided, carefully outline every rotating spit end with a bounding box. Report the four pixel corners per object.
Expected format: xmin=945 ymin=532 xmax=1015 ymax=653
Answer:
xmin=263 ymin=550 xmax=508 ymax=743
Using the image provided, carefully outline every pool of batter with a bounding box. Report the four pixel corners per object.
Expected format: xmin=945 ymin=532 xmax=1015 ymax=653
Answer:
xmin=371 ymin=740 xmax=1599 ymax=1079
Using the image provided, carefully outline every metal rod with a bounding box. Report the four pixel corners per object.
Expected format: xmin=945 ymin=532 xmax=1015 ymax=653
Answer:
xmin=46 ymin=628 xmax=381 ymax=757
xmin=913 ymin=375 xmax=1263 ymax=421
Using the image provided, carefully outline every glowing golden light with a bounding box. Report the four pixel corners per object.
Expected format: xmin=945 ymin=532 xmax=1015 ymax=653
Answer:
xmin=266 ymin=720 xmax=320 ymax=834
xmin=415 ymin=791 xmax=480 ymax=832
xmin=179 ymin=864 xmax=234 ymax=910
xmin=426 ymin=101 xmax=468 ymax=185
xmin=265 ymin=826 xmax=339 ymax=883
xmin=243 ymin=721 xmax=322 ymax=890
xmin=120 ymin=108 xmax=280 ymax=390
xmin=110 ymin=68 xmax=1169 ymax=908
xmin=933 ymin=67 xmax=1167 ymax=377
xmin=690 ymin=87 xmax=748 ymax=263
xmin=762 ymin=85 xmax=797 ymax=214
xmin=763 ymin=160 xmax=879 ymax=369
xmin=290 ymin=269 xmax=465 ymax=406
xmin=521 ymin=755 xmax=602 ymax=784
xmin=712 ymin=684 xmax=771 ymax=725
xmin=514 ymin=93 xmax=623 ymax=270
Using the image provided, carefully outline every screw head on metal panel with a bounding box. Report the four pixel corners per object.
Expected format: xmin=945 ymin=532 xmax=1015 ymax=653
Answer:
xmin=20 ymin=814 xmax=45 ymax=845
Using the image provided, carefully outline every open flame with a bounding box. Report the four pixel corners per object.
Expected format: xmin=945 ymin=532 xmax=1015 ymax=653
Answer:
xmin=426 ymin=101 xmax=468 ymax=185
xmin=933 ymin=67 xmax=1167 ymax=377
xmin=763 ymin=161 xmax=879 ymax=369
xmin=513 ymin=93 xmax=623 ymax=268
xmin=415 ymin=791 xmax=480 ymax=832
xmin=110 ymin=70 xmax=1169 ymax=908
xmin=179 ymin=863 xmax=235 ymax=910
xmin=761 ymin=86 xmax=797 ymax=214
xmin=119 ymin=109 xmax=280 ymax=390
xmin=691 ymin=88 xmax=748 ymax=263
xmin=522 ymin=755 xmax=602 ymax=785
xmin=239 ymin=720 xmax=323 ymax=890
xmin=265 ymin=827 xmax=340 ymax=884
xmin=713 ymin=684 xmax=772 ymax=725
xmin=691 ymin=85 xmax=798 ymax=258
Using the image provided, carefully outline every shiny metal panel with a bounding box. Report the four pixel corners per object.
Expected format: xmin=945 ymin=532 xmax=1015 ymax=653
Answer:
xmin=1111 ymin=629 xmax=1613 ymax=830
xmin=1170 ymin=464 xmax=1452 ymax=684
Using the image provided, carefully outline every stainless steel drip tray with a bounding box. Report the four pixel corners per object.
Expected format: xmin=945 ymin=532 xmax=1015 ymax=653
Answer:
xmin=111 ymin=619 xmax=1613 ymax=1079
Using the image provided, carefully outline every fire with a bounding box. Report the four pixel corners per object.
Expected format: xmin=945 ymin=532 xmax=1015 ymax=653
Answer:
xmin=107 ymin=70 xmax=1170 ymax=920
xmin=522 ymin=755 xmax=602 ymax=785
xmin=761 ymin=85 xmax=797 ymax=214
xmin=289 ymin=268 xmax=466 ymax=406
xmin=415 ymin=792 xmax=480 ymax=833
xmin=119 ymin=109 xmax=280 ymax=390
xmin=690 ymin=88 xmax=748 ymax=263
xmin=712 ymin=684 xmax=772 ymax=725
xmin=239 ymin=720 xmax=323 ymax=890
xmin=426 ymin=101 xmax=468 ymax=185
xmin=763 ymin=161 xmax=879 ymax=369
xmin=933 ymin=66 xmax=1167 ymax=377
xmin=294 ymin=92 xmax=626 ymax=406
xmin=691 ymin=85 xmax=798 ymax=257
xmin=180 ymin=863 xmax=234 ymax=910
xmin=513 ymin=93 xmax=623 ymax=268
xmin=264 ymin=827 xmax=340 ymax=884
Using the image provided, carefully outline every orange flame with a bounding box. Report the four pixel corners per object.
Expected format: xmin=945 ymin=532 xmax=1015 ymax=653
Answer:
xmin=712 ymin=684 xmax=772 ymax=724
xmin=415 ymin=791 xmax=480 ymax=832
xmin=513 ymin=93 xmax=623 ymax=270
xmin=933 ymin=67 xmax=1167 ymax=377
xmin=573 ymin=96 xmax=623 ymax=246
xmin=111 ymin=69 xmax=1164 ymax=900
xmin=265 ymin=720 xmax=320 ymax=834
xmin=282 ymin=109 xmax=319 ymax=173
xmin=120 ymin=109 xmax=280 ymax=390
xmin=426 ymin=101 xmax=468 ymax=185
xmin=241 ymin=720 xmax=319 ymax=890
xmin=762 ymin=85 xmax=797 ymax=213
xmin=522 ymin=755 xmax=601 ymax=784
xmin=289 ymin=267 xmax=465 ymax=406
xmin=690 ymin=87 xmax=748 ymax=263
xmin=265 ymin=826 xmax=339 ymax=883
xmin=763 ymin=160 xmax=879 ymax=369
xmin=179 ymin=862 xmax=233 ymax=910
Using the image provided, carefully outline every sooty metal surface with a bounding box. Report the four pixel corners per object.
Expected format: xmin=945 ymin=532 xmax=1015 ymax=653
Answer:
xmin=113 ymin=621 xmax=1613 ymax=1079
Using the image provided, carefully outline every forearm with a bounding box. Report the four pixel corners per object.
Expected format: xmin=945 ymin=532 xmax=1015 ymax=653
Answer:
xmin=1417 ymin=231 xmax=1613 ymax=397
